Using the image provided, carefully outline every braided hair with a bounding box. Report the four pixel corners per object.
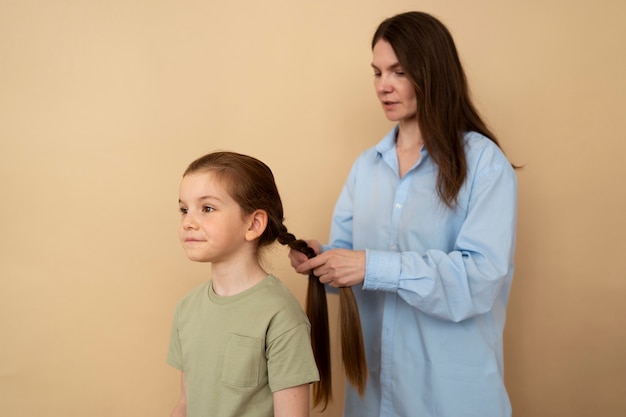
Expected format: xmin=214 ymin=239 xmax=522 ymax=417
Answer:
xmin=277 ymin=228 xmax=367 ymax=408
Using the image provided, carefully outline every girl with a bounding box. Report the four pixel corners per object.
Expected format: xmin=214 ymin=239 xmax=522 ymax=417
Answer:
xmin=168 ymin=151 xmax=319 ymax=417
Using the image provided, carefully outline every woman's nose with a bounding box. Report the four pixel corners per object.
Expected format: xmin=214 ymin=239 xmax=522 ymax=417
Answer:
xmin=376 ymin=74 xmax=392 ymax=93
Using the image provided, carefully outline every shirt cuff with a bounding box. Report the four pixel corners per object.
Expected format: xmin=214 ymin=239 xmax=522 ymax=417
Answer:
xmin=363 ymin=249 xmax=401 ymax=291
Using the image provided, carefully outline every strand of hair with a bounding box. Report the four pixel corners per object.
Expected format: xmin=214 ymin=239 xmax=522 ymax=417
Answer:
xmin=339 ymin=287 xmax=368 ymax=396
xmin=306 ymin=274 xmax=332 ymax=410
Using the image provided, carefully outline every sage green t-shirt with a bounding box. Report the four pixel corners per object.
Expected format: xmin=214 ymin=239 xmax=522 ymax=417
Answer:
xmin=167 ymin=275 xmax=319 ymax=417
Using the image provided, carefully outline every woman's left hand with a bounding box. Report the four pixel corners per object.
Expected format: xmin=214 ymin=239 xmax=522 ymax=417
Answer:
xmin=295 ymin=249 xmax=366 ymax=288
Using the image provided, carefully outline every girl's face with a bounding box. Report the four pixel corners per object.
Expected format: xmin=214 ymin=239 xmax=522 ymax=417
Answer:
xmin=178 ymin=171 xmax=252 ymax=264
xmin=371 ymin=40 xmax=417 ymax=123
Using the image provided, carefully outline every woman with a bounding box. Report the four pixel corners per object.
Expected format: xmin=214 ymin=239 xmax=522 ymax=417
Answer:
xmin=290 ymin=11 xmax=517 ymax=417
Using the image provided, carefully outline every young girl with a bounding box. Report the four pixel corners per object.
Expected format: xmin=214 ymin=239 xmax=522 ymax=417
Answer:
xmin=168 ymin=151 xmax=320 ymax=417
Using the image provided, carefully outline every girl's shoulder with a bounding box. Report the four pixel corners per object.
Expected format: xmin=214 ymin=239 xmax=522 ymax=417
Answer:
xmin=258 ymin=275 xmax=304 ymax=311
xmin=175 ymin=280 xmax=211 ymax=310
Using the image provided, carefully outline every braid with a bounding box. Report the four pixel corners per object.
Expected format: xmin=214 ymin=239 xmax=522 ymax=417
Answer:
xmin=278 ymin=225 xmax=332 ymax=410
xmin=278 ymin=224 xmax=368 ymax=405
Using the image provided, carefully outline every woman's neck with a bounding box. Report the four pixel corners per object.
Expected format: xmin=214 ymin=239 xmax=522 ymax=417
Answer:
xmin=396 ymin=118 xmax=424 ymax=149
xmin=396 ymin=119 xmax=424 ymax=178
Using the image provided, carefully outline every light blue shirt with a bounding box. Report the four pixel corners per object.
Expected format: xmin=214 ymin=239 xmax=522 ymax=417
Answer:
xmin=326 ymin=126 xmax=517 ymax=417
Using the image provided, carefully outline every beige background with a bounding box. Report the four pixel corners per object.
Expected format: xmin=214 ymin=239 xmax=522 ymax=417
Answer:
xmin=1 ymin=0 xmax=625 ymax=416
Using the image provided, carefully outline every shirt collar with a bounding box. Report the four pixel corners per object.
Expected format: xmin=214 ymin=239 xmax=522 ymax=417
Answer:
xmin=375 ymin=125 xmax=399 ymax=157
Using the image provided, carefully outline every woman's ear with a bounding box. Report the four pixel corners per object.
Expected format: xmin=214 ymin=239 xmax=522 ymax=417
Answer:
xmin=245 ymin=209 xmax=268 ymax=241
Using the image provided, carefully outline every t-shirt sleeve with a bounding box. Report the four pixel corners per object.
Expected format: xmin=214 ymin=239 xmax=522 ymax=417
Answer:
xmin=266 ymin=322 xmax=320 ymax=392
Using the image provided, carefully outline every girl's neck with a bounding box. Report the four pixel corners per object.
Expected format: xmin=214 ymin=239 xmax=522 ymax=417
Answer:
xmin=210 ymin=259 xmax=268 ymax=297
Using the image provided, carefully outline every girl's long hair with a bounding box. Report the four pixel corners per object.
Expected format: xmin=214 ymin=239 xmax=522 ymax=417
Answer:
xmin=278 ymin=235 xmax=368 ymax=410
xmin=278 ymin=237 xmax=333 ymax=409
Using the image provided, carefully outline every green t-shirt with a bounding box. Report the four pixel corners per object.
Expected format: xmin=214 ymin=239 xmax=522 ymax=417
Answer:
xmin=167 ymin=275 xmax=320 ymax=417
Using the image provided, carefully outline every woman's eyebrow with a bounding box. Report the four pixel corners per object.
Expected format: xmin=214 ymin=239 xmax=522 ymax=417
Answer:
xmin=370 ymin=62 xmax=402 ymax=70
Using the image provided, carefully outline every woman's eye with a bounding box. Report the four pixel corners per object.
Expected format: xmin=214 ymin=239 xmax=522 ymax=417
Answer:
xmin=179 ymin=207 xmax=188 ymax=215
xmin=373 ymin=72 xmax=381 ymax=77
xmin=395 ymin=70 xmax=405 ymax=76
xmin=202 ymin=206 xmax=215 ymax=213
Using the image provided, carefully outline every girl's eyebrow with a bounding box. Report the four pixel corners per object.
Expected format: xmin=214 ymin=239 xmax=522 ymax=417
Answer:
xmin=178 ymin=195 xmax=223 ymax=204
xmin=197 ymin=195 xmax=222 ymax=202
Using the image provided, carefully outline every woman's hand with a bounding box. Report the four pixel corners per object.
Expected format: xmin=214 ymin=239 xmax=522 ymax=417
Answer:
xmin=296 ymin=248 xmax=366 ymax=288
xmin=288 ymin=239 xmax=322 ymax=271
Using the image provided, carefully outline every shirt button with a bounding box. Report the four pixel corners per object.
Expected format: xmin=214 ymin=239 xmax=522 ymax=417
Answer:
xmin=390 ymin=244 xmax=397 ymax=250
xmin=395 ymin=203 xmax=402 ymax=209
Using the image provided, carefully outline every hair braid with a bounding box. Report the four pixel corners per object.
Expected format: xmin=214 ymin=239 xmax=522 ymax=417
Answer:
xmin=278 ymin=225 xmax=368 ymax=405
xmin=278 ymin=225 xmax=332 ymax=410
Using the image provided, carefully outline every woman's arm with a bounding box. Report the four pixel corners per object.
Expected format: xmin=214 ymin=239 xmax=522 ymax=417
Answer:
xmin=363 ymin=152 xmax=518 ymax=322
xmin=170 ymin=372 xmax=187 ymax=417
xmin=273 ymin=384 xmax=310 ymax=417
xmin=302 ymin=142 xmax=518 ymax=322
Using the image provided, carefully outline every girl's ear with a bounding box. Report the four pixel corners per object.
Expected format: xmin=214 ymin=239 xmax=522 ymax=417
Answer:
xmin=245 ymin=209 xmax=268 ymax=241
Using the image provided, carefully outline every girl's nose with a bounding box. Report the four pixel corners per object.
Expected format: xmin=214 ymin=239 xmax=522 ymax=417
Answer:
xmin=182 ymin=215 xmax=198 ymax=230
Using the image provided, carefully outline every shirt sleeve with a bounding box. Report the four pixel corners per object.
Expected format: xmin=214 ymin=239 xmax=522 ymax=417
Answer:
xmin=266 ymin=322 xmax=320 ymax=392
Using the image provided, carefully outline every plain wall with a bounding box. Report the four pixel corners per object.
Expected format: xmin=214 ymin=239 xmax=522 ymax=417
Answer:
xmin=1 ymin=0 xmax=625 ymax=416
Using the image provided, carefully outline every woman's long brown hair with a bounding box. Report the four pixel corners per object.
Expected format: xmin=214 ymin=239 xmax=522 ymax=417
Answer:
xmin=372 ymin=12 xmax=517 ymax=208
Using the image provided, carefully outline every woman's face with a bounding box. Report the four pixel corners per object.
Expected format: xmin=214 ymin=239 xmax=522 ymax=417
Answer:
xmin=371 ymin=40 xmax=417 ymax=123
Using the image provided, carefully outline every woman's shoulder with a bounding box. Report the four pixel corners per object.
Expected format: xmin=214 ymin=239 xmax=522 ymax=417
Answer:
xmin=350 ymin=130 xmax=396 ymax=172
xmin=463 ymin=131 xmax=514 ymax=174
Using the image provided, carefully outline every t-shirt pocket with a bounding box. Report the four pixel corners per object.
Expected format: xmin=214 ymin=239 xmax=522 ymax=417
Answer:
xmin=221 ymin=334 xmax=264 ymax=387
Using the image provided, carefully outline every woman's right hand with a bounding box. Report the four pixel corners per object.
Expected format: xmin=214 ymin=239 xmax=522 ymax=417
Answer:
xmin=288 ymin=239 xmax=322 ymax=273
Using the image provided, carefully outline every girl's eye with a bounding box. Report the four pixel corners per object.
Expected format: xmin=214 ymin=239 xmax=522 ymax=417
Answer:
xmin=202 ymin=206 xmax=215 ymax=213
xmin=395 ymin=70 xmax=405 ymax=76
xmin=179 ymin=207 xmax=188 ymax=215
xmin=373 ymin=72 xmax=381 ymax=77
